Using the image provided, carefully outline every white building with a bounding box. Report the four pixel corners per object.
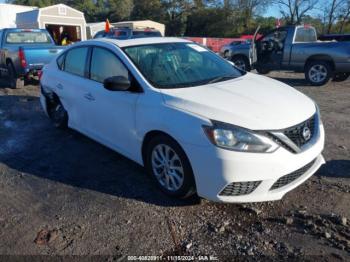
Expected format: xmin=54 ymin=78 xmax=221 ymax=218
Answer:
xmin=0 ymin=4 xmax=37 ymax=29
xmin=16 ymin=4 xmax=87 ymax=45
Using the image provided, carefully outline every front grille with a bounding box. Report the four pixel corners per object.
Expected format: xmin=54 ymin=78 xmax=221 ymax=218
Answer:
xmin=268 ymin=114 xmax=318 ymax=153
xmin=284 ymin=115 xmax=316 ymax=148
xmin=270 ymin=159 xmax=316 ymax=190
xmin=219 ymin=181 xmax=261 ymax=196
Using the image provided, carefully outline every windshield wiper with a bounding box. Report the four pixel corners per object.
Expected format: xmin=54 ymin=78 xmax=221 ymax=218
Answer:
xmin=207 ymin=75 xmax=237 ymax=84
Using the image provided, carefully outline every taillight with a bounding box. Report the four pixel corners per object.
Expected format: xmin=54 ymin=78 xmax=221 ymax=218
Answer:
xmin=38 ymin=70 xmax=43 ymax=80
xmin=18 ymin=47 xmax=27 ymax=68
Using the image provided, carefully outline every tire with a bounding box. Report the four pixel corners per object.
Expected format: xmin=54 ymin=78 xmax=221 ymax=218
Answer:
xmin=48 ymin=98 xmax=68 ymax=129
xmin=332 ymin=72 xmax=350 ymax=82
xmin=7 ymin=62 xmax=24 ymax=89
xmin=305 ymin=61 xmax=332 ymax=86
xmin=223 ymin=50 xmax=230 ymax=60
xmin=144 ymin=134 xmax=196 ymax=199
xmin=232 ymin=56 xmax=251 ymax=71
xmin=255 ymin=67 xmax=270 ymax=75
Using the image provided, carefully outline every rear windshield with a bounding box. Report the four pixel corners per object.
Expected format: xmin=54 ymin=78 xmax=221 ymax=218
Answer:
xmin=6 ymin=31 xmax=52 ymax=44
xmin=294 ymin=27 xmax=317 ymax=42
xmin=132 ymin=31 xmax=162 ymax=38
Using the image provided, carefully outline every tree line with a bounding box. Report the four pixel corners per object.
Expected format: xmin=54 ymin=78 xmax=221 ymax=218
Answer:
xmin=9 ymin=0 xmax=350 ymax=36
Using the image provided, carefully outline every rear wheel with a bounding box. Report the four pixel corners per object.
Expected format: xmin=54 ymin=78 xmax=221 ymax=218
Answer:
xmin=332 ymin=72 xmax=350 ymax=82
xmin=232 ymin=56 xmax=251 ymax=71
xmin=7 ymin=62 xmax=24 ymax=89
xmin=48 ymin=98 xmax=68 ymax=129
xmin=305 ymin=61 xmax=332 ymax=86
xmin=145 ymin=134 xmax=196 ymax=199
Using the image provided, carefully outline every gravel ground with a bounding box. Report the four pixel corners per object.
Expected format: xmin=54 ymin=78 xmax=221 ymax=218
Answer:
xmin=0 ymin=71 xmax=349 ymax=261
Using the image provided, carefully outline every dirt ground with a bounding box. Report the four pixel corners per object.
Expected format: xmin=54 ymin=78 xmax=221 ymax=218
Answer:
xmin=0 ymin=71 xmax=349 ymax=261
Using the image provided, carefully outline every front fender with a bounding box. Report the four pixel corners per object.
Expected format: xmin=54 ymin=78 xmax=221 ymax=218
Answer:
xmin=134 ymin=92 xmax=212 ymax=164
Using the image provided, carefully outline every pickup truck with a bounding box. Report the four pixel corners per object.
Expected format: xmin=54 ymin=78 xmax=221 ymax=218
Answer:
xmin=0 ymin=28 xmax=64 ymax=88
xmin=221 ymin=25 xmax=350 ymax=86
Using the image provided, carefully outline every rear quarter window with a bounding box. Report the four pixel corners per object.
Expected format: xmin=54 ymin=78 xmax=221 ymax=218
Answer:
xmin=294 ymin=27 xmax=317 ymax=42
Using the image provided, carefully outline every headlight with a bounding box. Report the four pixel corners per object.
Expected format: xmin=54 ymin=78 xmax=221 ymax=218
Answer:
xmin=203 ymin=121 xmax=279 ymax=153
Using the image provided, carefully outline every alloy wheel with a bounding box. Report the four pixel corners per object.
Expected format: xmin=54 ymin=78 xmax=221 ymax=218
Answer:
xmin=308 ymin=64 xmax=327 ymax=83
xmin=233 ymin=59 xmax=246 ymax=71
xmin=151 ymin=144 xmax=184 ymax=191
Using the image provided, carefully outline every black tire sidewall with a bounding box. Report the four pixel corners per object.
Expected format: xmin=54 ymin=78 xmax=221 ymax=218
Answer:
xmin=145 ymin=135 xmax=196 ymax=198
xmin=7 ymin=63 xmax=16 ymax=89
xmin=332 ymin=72 xmax=350 ymax=82
xmin=305 ymin=61 xmax=332 ymax=86
xmin=256 ymin=67 xmax=270 ymax=74
xmin=49 ymin=100 xmax=68 ymax=129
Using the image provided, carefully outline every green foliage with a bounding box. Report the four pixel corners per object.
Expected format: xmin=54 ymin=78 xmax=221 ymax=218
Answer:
xmin=9 ymin=0 xmax=350 ymax=36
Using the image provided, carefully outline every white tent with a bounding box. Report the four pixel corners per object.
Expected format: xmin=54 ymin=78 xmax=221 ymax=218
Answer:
xmin=0 ymin=4 xmax=37 ymax=29
xmin=16 ymin=4 xmax=87 ymax=45
xmin=113 ymin=20 xmax=165 ymax=36
xmin=86 ymin=22 xmax=108 ymax=39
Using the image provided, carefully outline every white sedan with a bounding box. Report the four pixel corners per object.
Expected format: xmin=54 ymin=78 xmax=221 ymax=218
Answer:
xmin=40 ymin=37 xmax=325 ymax=203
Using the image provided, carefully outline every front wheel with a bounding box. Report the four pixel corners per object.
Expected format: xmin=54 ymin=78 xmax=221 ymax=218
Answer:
xmin=145 ymin=135 xmax=196 ymax=199
xmin=255 ymin=67 xmax=270 ymax=75
xmin=305 ymin=61 xmax=332 ymax=86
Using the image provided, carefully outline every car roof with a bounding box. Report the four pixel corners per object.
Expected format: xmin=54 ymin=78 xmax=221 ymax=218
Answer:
xmin=87 ymin=37 xmax=191 ymax=48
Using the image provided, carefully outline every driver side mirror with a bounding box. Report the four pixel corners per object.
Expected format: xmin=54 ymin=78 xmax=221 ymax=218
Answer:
xmin=103 ymin=76 xmax=130 ymax=91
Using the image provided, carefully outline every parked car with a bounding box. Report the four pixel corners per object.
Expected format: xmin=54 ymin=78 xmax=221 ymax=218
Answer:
xmin=40 ymin=37 xmax=325 ymax=203
xmin=219 ymin=39 xmax=251 ymax=71
xmin=0 ymin=28 xmax=64 ymax=89
xmin=221 ymin=25 xmax=350 ymax=86
xmin=93 ymin=27 xmax=162 ymax=40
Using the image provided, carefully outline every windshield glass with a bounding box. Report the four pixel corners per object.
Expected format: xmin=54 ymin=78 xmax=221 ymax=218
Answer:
xmin=123 ymin=43 xmax=244 ymax=88
xmin=6 ymin=31 xmax=52 ymax=44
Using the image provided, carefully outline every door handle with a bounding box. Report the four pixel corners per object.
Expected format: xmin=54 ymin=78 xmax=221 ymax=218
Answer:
xmin=84 ymin=93 xmax=95 ymax=101
xmin=56 ymin=83 xmax=63 ymax=90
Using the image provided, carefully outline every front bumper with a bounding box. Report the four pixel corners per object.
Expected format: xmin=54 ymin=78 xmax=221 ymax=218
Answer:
xmin=182 ymin=123 xmax=325 ymax=203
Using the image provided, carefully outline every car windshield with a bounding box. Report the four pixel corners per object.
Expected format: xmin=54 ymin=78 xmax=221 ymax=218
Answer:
xmin=123 ymin=42 xmax=244 ymax=88
xmin=6 ymin=31 xmax=52 ymax=44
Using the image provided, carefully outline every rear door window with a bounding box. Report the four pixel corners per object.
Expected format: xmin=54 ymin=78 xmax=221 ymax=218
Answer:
xmin=90 ymin=47 xmax=128 ymax=83
xmin=64 ymin=47 xmax=88 ymax=77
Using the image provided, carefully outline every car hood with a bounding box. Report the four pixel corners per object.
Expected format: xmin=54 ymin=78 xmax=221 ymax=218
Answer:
xmin=160 ymin=73 xmax=316 ymax=130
